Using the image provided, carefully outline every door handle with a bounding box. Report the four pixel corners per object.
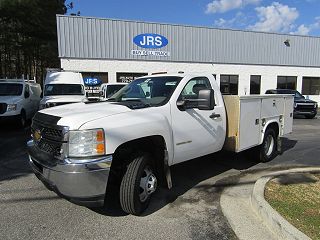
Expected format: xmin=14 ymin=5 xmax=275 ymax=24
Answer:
xmin=210 ymin=113 xmax=221 ymax=119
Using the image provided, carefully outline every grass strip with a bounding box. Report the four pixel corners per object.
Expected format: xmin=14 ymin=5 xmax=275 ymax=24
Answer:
xmin=265 ymin=173 xmax=320 ymax=240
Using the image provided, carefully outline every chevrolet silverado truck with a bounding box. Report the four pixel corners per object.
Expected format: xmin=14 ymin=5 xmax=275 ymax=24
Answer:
xmin=28 ymin=73 xmax=294 ymax=215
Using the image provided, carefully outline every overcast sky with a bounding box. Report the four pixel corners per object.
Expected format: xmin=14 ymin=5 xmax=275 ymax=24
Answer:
xmin=72 ymin=0 xmax=320 ymax=36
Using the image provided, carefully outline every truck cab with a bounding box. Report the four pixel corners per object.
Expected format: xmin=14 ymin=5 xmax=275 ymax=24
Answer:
xmin=40 ymin=70 xmax=86 ymax=109
xmin=0 ymin=79 xmax=41 ymax=127
xmin=28 ymin=73 xmax=293 ymax=215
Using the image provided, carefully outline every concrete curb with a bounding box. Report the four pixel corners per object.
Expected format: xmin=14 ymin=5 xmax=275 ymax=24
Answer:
xmin=251 ymin=167 xmax=320 ymax=240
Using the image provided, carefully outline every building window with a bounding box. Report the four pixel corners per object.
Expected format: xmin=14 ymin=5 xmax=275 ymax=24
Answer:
xmin=302 ymin=77 xmax=320 ymax=95
xmin=117 ymin=72 xmax=148 ymax=83
xmin=220 ymin=75 xmax=238 ymax=95
xmin=277 ymin=76 xmax=296 ymax=90
xmin=250 ymin=75 xmax=261 ymax=94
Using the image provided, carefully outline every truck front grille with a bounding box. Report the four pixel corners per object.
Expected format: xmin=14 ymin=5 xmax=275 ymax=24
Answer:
xmin=0 ymin=103 xmax=7 ymax=114
xmin=37 ymin=139 xmax=62 ymax=156
xmin=296 ymin=104 xmax=315 ymax=112
xmin=31 ymin=113 xmax=68 ymax=158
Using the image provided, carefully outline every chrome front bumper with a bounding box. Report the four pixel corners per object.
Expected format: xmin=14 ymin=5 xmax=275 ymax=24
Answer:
xmin=28 ymin=140 xmax=112 ymax=207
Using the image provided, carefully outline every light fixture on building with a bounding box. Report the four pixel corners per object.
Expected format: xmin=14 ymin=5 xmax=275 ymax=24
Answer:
xmin=284 ymin=39 xmax=290 ymax=47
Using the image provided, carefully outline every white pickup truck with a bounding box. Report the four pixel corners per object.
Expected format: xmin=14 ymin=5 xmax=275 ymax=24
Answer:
xmin=27 ymin=73 xmax=293 ymax=215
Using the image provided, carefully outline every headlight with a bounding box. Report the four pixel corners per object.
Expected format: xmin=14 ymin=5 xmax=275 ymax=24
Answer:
xmin=7 ymin=104 xmax=17 ymax=112
xmin=68 ymin=129 xmax=105 ymax=158
xmin=39 ymin=104 xmax=46 ymax=110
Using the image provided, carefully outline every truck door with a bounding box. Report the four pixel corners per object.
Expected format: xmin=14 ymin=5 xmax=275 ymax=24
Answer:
xmin=171 ymin=76 xmax=226 ymax=164
xmin=23 ymin=84 xmax=32 ymax=118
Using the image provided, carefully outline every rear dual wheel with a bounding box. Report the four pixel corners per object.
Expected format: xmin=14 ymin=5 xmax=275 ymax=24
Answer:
xmin=254 ymin=128 xmax=277 ymax=163
xmin=120 ymin=154 xmax=157 ymax=215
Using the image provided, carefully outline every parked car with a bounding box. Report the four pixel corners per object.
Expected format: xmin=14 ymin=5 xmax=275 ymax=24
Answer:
xmin=0 ymin=79 xmax=41 ymax=127
xmin=265 ymin=89 xmax=318 ymax=119
xmin=101 ymin=83 xmax=127 ymax=99
xmin=28 ymin=73 xmax=293 ymax=215
xmin=39 ymin=69 xmax=86 ymax=109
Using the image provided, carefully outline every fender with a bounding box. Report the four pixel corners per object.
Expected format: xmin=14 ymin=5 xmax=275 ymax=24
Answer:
xmin=260 ymin=119 xmax=280 ymax=145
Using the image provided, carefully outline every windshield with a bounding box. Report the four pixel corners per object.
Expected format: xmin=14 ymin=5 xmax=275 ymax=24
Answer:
xmin=110 ymin=76 xmax=182 ymax=107
xmin=44 ymin=84 xmax=84 ymax=96
xmin=271 ymin=89 xmax=304 ymax=99
xmin=0 ymin=83 xmax=23 ymax=96
xmin=106 ymin=85 xmax=126 ymax=98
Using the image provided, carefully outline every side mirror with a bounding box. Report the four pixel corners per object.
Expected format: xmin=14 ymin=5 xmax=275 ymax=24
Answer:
xmin=198 ymin=89 xmax=215 ymax=110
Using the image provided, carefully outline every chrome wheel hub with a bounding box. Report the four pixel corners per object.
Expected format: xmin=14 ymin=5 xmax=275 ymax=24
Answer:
xmin=139 ymin=166 xmax=157 ymax=202
xmin=264 ymin=135 xmax=274 ymax=157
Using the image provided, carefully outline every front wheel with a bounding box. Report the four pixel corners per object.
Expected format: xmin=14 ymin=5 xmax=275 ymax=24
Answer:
xmin=254 ymin=128 xmax=277 ymax=163
xmin=120 ymin=154 xmax=157 ymax=215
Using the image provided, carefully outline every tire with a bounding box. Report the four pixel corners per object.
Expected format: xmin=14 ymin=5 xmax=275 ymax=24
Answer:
xmin=120 ymin=154 xmax=157 ymax=215
xmin=256 ymin=128 xmax=277 ymax=163
xmin=305 ymin=113 xmax=316 ymax=119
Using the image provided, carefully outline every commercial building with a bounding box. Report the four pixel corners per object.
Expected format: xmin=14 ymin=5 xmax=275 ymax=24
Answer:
xmin=57 ymin=15 xmax=320 ymax=103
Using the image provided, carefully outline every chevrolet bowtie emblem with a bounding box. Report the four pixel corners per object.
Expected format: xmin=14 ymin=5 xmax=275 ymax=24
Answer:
xmin=34 ymin=129 xmax=42 ymax=142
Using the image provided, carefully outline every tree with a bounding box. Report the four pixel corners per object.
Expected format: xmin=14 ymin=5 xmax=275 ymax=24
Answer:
xmin=0 ymin=0 xmax=68 ymax=84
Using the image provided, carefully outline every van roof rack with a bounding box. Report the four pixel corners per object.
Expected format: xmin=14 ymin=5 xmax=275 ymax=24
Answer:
xmin=0 ymin=78 xmax=36 ymax=83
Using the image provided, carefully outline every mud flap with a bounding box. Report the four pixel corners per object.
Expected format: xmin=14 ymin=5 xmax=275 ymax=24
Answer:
xmin=277 ymin=136 xmax=282 ymax=154
xmin=164 ymin=150 xmax=172 ymax=189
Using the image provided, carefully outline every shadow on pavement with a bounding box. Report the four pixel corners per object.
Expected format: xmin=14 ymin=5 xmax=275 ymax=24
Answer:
xmin=274 ymin=173 xmax=319 ymax=185
xmin=280 ymin=137 xmax=297 ymax=153
xmin=0 ymin=122 xmax=32 ymax=182
xmin=94 ymin=150 xmax=259 ymax=217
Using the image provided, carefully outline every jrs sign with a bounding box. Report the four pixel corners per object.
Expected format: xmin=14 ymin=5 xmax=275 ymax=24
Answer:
xmin=133 ymin=33 xmax=168 ymax=49
xmin=132 ymin=33 xmax=170 ymax=57
xmin=84 ymin=78 xmax=102 ymax=86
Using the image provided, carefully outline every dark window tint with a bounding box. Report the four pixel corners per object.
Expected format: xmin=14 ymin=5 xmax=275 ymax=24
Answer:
xmin=277 ymin=76 xmax=297 ymax=90
xmin=106 ymin=85 xmax=126 ymax=98
xmin=265 ymin=89 xmax=303 ymax=98
xmin=250 ymin=75 xmax=261 ymax=94
xmin=117 ymin=72 xmax=148 ymax=83
xmin=302 ymin=77 xmax=320 ymax=95
xmin=44 ymin=84 xmax=84 ymax=96
xmin=0 ymin=83 xmax=23 ymax=96
xmin=220 ymin=75 xmax=238 ymax=95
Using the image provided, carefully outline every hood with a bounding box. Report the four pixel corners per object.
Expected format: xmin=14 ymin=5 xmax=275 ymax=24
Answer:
xmin=295 ymin=98 xmax=316 ymax=104
xmin=41 ymin=95 xmax=86 ymax=104
xmin=0 ymin=95 xmax=22 ymax=104
xmin=39 ymin=102 xmax=131 ymax=129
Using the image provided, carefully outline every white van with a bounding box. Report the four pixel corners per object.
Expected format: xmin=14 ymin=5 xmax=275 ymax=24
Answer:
xmin=40 ymin=70 xmax=86 ymax=109
xmin=0 ymin=79 xmax=41 ymax=127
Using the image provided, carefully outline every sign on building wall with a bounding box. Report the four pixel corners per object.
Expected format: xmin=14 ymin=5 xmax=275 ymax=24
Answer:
xmin=131 ymin=33 xmax=170 ymax=57
xmin=117 ymin=72 xmax=148 ymax=83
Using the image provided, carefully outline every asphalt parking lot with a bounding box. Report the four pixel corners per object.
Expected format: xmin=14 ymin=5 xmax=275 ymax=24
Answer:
xmin=0 ymin=115 xmax=319 ymax=240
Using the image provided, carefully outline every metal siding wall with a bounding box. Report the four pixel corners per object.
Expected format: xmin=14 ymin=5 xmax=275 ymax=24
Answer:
xmin=57 ymin=15 xmax=320 ymax=67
